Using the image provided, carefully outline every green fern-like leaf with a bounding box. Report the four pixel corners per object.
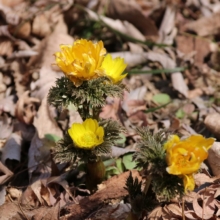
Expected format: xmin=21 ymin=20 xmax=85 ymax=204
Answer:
xmin=47 ymin=76 xmax=125 ymax=119
xmin=133 ymin=128 xmax=168 ymax=172
xmin=125 ymin=172 xmax=158 ymax=214
xmin=133 ymin=128 xmax=184 ymax=202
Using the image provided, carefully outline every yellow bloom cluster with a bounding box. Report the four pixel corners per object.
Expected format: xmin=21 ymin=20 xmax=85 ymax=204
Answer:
xmin=164 ymin=135 xmax=215 ymax=192
xmin=55 ymin=39 xmax=127 ymax=86
xmin=68 ymin=118 xmax=104 ymax=149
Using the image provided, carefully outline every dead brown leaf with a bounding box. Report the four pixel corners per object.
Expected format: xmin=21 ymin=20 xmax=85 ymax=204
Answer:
xmin=0 ymin=202 xmax=24 ymax=219
xmin=184 ymin=11 xmax=220 ymax=37
xmin=0 ymin=161 xmax=13 ymax=184
xmin=85 ymin=7 xmax=146 ymax=42
xmin=100 ymin=97 xmax=121 ymax=120
xmin=32 ymin=14 xmax=51 ymax=38
xmin=32 ymin=202 xmax=60 ymax=220
xmin=33 ymin=97 xmax=62 ymax=139
xmin=194 ymin=173 xmax=214 ymax=188
xmin=122 ymin=87 xmax=147 ymax=116
xmin=207 ymin=142 xmax=220 ymax=176
xmin=163 ymin=203 xmax=182 ymax=218
xmin=0 ymin=38 xmax=13 ymax=57
xmin=107 ymin=0 xmax=158 ymax=40
xmin=7 ymin=187 xmax=22 ymax=201
xmin=15 ymin=91 xmax=40 ymax=125
xmin=205 ymin=113 xmax=220 ymax=140
xmin=192 ymin=185 xmax=217 ymax=219
xmin=0 ymin=3 xmax=19 ymax=25
xmin=60 ymin=170 xmax=141 ymax=220
xmin=176 ymin=35 xmax=210 ymax=65
xmin=8 ymin=21 xmax=31 ymax=39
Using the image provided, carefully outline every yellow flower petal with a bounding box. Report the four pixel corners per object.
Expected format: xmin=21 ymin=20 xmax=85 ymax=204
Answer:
xmin=68 ymin=118 xmax=104 ymax=149
xmin=54 ymin=39 xmax=107 ymax=86
xmin=163 ymin=135 xmax=180 ymax=150
xmin=101 ymin=54 xmax=127 ymax=83
xmin=164 ymin=134 xmax=215 ymax=191
xmin=182 ymin=174 xmax=195 ymax=192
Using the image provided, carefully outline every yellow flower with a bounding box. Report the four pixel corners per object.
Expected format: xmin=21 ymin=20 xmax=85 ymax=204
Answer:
xmin=68 ymin=118 xmax=104 ymax=149
xmin=182 ymin=174 xmax=195 ymax=192
xmin=164 ymin=135 xmax=215 ymax=192
xmin=101 ymin=54 xmax=127 ymax=83
xmin=55 ymin=39 xmax=106 ymax=86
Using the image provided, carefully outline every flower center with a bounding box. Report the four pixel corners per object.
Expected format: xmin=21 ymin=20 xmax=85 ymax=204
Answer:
xmin=81 ymin=133 xmax=95 ymax=144
xmin=176 ymin=153 xmax=192 ymax=167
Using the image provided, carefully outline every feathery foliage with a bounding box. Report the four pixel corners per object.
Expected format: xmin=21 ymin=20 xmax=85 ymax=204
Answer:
xmin=133 ymin=128 xmax=184 ymax=202
xmin=47 ymin=76 xmax=125 ymax=119
xmin=125 ymin=172 xmax=157 ymax=214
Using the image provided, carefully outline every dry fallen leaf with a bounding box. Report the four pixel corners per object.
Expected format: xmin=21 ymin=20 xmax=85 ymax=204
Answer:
xmin=15 ymin=91 xmax=40 ymax=125
xmin=192 ymin=185 xmax=217 ymax=219
xmin=107 ymin=0 xmax=158 ymax=40
xmin=0 ymin=161 xmax=13 ymax=184
xmin=176 ymin=35 xmax=210 ymax=65
xmin=204 ymin=113 xmax=220 ymax=140
xmin=85 ymin=7 xmax=146 ymax=42
xmin=32 ymin=14 xmax=51 ymax=38
xmin=207 ymin=142 xmax=220 ymax=176
xmin=184 ymin=11 xmax=220 ymax=37
xmin=122 ymin=86 xmax=147 ymax=116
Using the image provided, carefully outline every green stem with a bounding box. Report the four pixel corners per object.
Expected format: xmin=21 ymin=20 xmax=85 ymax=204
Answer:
xmin=128 ymin=67 xmax=186 ymax=75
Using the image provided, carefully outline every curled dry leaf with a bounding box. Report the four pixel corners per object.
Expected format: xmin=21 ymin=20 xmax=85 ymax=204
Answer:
xmin=184 ymin=11 xmax=220 ymax=37
xmin=107 ymin=0 xmax=158 ymax=40
xmin=15 ymin=90 xmax=40 ymax=125
xmin=0 ymin=3 xmax=19 ymax=25
xmin=192 ymin=184 xmax=218 ymax=219
xmin=163 ymin=203 xmax=182 ymax=219
xmin=194 ymin=173 xmax=214 ymax=188
xmin=0 ymin=26 xmax=16 ymax=41
xmin=0 ymin=38 xmax=13 ymax=57
xmin=32 ymin=13 xmax=51 ymax=38
xmin=158 ymin=6 xmax=176 ymax=45
xmin=8 ymin=21 xmax=31 ymax=39
xmin=33 ymin=97 xmax=62 ymax=139
xmin=147 ymin=206 xmax=168 ymax=219
xmin=122 ymin=86 xmax=147 ymax=116
xmin=61 ymin=170 xmax=141 ymax=220
xmin=204 ymin=113 xmax=220 ymax=140
xmin=0 ymin=95 xmax=15 ymax=116
xmin=100 ymin=97 xmax=121 ymax=121
xmin=7 ymin=187 xmax=22 ymax=200
xmin=176 ymin=35 xmax=210 ymax=66
xmin=85 ymin=7 xmax=146 ymax=42
xmin=0 ymin=113 xmax=13 ymax=139
xmin=207 ymin=142 xmax=220 ymax=176
xmin=0 ymin=161 xmax=13 ymax=185
xmin=171 ymin=72 xmax=189 ymax=98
